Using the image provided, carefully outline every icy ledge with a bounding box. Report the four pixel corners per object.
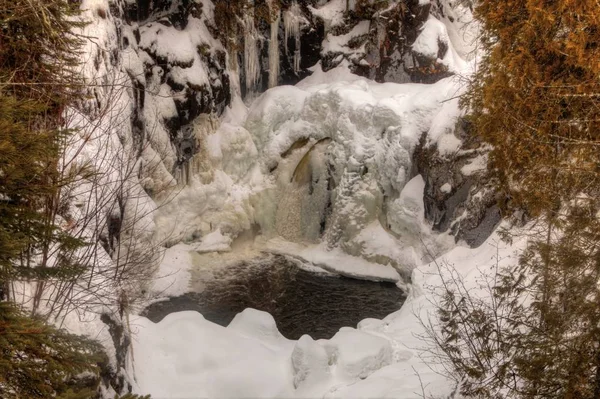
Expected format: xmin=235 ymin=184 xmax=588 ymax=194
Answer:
xmin=265 ymin=238 xmax=402 ymax=283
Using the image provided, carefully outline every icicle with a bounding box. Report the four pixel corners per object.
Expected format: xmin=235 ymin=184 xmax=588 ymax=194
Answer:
xmin=268 ymin=9 xmax=280 ymax=88
xmin=244 ymin=12 xmax=260 ymax=93
xmin=283 ymin=1 xmax=303 ymax=74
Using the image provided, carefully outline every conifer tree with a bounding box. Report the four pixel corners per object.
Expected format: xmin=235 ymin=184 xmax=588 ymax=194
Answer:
xmin=0 ymin=1 xmax=114 ymax=397
xmin=0 ymin=301 xmax=104 ymax=398
xmin=0 ymin=0 xmax=87 ymax=297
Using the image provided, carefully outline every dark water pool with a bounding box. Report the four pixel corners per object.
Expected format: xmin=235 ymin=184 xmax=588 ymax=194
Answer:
xmin=141 ymin=255 xmax=405 ymax=340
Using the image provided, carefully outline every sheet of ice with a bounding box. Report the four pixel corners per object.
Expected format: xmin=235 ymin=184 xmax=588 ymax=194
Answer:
xmin=190 ymin=228 xmax=233 ymax=253
xmin=283 ymin=1 xmax=306 ymax=73
xmin=268 ymin=9 xmax=281 ymax=88
xmin=265 ymin=238 xmax=401 ymax=283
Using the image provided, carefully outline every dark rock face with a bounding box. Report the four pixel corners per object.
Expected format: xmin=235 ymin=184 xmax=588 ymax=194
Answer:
xmin=122 ymin=0 xmax=196 ymax=24
xmin=279 ymin=0 xmax=325 ymax=86
xmin=238 ymin=0 xmax=324 ymax=93
xmin=413 ymin=119 xmax=501 ymax=247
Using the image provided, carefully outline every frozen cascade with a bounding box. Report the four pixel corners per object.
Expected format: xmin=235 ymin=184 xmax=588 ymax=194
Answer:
xmin=190 ymin=114 xmax=220 ymax=184
xmin=173 ymin=115 xmax=219 ymax=186
xmin=244 ymin=12 xmax=260 ymax=93
xmin=275 ymin=139 xmax=332 ymax=243
xmin=268 ymin=9 xmax=280 ymax=88
xmin=283 ymin=1 xmax=304 ymax=74
xmin=323 ymin=164 xmax=382 ymax=251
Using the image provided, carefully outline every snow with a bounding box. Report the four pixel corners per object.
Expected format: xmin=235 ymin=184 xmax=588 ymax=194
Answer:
xmin=131 ymin=310 xmax=294 ymax=399
xmin=461 ymin=153 xmax=488 ymax=176
xmin=436 ymin=2 xmax=480 ymax=62
xmin=413 ymin=18 xmax=449 ymax=61
xmin=62 ymin=3 xmax=494 ymax=399
xmin=309 ymin=0 xmax=347 ymax=32
xmin=353 ymin=222 xmax=419 ymax=267
xmin=322 ymin=20 xmax=370 ymax=56
xmin=325 ymin=328 xmax=393 ymax=379
xmin=440 ymin=182 xmax=452 ymax=193
xmin=412 ymin=16 xmax=470 ymax=74
xmin=150 ymin=244 xmax=192 ymax=298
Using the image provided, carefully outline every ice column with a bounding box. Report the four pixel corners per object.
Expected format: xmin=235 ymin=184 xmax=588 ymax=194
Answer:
xmin=268 ymin=8 xmax=280 ymax=88
xmin=244 ymin=12 xmax=260 ymax=92
xmin=283 ymin=1 xmax=303 ymax=74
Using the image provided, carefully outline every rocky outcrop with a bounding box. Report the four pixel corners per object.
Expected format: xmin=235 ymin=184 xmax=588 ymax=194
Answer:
xmin=413 ymin=118 xmax=501 ymax=247
xmin=99 ymin=313 xmax=132 ymax=396
xmin=315 ymin=0 xmax=457 ymax=84
xmin=98 ymin=0 xmax=232 ymax=186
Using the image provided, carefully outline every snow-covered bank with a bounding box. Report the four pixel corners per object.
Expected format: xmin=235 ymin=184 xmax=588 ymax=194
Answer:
xmin=131 ymin=227 xmax=526 ymax=398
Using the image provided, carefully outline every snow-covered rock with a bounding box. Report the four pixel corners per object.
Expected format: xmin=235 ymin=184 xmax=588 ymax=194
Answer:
xmin=413 ymin=117 xmax=500 ymax=247
xmin=323 ymin=328 xmax=393 ymax=380
xmin=291 ymin=335 xmax=331 ymax=388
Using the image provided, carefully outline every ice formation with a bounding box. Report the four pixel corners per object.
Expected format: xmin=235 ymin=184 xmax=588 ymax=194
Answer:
xmin=244 ymin=12 xmax=261 ymax=92
xmin=269 ymin=8 xmax=280 ymax=88
xmin=283 ymin=1 xmax=304 ymax=73
xmin=240 ymin=61 xmax=467 ymax=273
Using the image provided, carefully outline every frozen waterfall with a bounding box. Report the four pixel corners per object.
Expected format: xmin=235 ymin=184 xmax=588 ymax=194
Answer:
xmin=275 ymin=138 xmax=332 ymax=243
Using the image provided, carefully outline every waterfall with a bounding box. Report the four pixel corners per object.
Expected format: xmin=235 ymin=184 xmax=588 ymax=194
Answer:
xmin=275 ymin=139 xmax=332 ymax=243
xmin=283 ymin=1 xmax=303 ymax=74
xmin=268 ymin=9 xmax=280 ymax=88
xmin=244 ymin=12 xmax=260 ymax=92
